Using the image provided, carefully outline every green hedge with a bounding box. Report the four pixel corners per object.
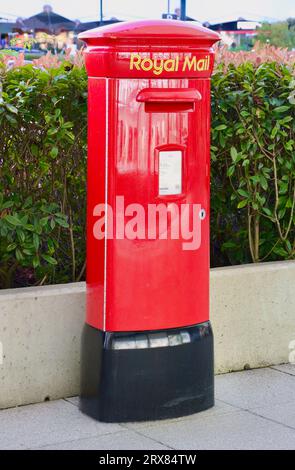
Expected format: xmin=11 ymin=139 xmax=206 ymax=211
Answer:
xmin=0 ymin=59 xmax=294 ymax=288
xmin=211 ymin=62 xmax=295 ymax=266
xmin=0 ymin=63 xmax=87 ymax=288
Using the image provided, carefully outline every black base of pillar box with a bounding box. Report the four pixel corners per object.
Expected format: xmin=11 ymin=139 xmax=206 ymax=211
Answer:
xmin=79 ymin=322 xmax=214 ymax=422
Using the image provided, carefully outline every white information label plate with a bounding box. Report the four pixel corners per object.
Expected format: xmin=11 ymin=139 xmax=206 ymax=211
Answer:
xmin=159 ymin=150 xmax=182 ymax=196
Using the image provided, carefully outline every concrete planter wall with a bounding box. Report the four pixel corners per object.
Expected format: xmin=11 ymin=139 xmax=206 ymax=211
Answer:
xmin=0 ymin=261 xmax=294 ymax=410
xmin=211 ymin=261 xmax=295 ymax=374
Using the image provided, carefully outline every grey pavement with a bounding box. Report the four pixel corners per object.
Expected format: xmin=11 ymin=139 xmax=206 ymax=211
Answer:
xmin=0 ymin=366 xmax=295 ymax=450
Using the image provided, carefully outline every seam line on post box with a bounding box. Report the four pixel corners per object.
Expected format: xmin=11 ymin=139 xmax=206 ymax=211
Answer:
xmin=103 ymin=79 xmax=109 ymax=331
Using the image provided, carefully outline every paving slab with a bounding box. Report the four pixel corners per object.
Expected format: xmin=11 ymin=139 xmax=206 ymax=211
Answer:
xmin=0 ymin=399 xmax=120 ymax=450
xmin=138 ymin=410 xmax=295 ymax=450
xmin=65 ymin=396 xmax=79 ymax=407
xmin=34 ymin=430 xmax=170 ymax=450
xmin=251 ymin=400 xmax=295 ymax=430
xmin=271 ymin=363 xmax=295 ymax=376
xmin=215 ymin=367 xmax=295 ymax=410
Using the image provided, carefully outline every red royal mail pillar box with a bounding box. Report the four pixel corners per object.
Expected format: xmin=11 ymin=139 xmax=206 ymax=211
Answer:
xmin=79 ymin=20 xmax=220 ymax=422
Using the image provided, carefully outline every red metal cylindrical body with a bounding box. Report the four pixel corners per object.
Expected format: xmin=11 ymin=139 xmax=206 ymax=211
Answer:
xmin=81 ymin=20 xmax=219 ymax=333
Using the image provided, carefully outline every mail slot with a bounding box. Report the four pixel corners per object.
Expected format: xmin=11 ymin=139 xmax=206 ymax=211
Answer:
xmin=79 ymin=20 xmax=220 ymax=422
xmin=136 ymin=88 xmax=202 ymax=112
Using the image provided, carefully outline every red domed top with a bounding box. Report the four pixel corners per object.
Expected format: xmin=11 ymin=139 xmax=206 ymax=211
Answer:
xmin=79 ymin=19 xmax=220 ymax=48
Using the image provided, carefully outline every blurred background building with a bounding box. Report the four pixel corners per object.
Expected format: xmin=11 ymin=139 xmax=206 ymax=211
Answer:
xmin=0 ymin=2 xmax=294 ymax=54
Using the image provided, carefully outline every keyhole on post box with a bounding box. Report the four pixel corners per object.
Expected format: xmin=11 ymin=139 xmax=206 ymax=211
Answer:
xmin=199 ymin=208 xmax=206 ymax=220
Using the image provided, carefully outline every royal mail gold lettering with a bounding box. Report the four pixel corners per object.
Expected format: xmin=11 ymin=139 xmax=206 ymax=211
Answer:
xmin=153 ymin=59 xmax=164 ymax=75
xmin=141 ymin=58 xmax=153 ymax=71
xmin=130 ymin=53 xmax=142 ymax=70
xmin=182 ymin=56 xmax=197 ymax=71
xmin=196 ymin=59 xmax=205 ymax=71
xmin=129 ymin=53 xmax=210 ymax=75
xmin=163 ymin=58 xmax=176 ymax=72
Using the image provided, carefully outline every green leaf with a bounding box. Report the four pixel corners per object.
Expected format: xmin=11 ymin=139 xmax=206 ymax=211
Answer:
xmin=63 ymin=121 xmax=73 ymax=129
xmin=15 ymin=248 xmax=23 ymax=261
xmin=17 ymin=229 xmax=25 ymax=243
xmin=237 ymin=199 xmax=248 ymax=209
xmin=24 ymin=224 xmax=35 ymax=232
xmin=230 ymin=147 xmax=238 ymax=162
xmin=273 ymin=105 xmax=290 ymax=113
xmin=50 ymin=147 xmax=58 ymax=158
xmin=237 ymin=188 xmax=249 ymax=198
xmin=33 ymin=233 xmax=40 ymax=251
xmin=279 ymin=182 xmax=288 ymax=195
xmin=33 ymin=256 xmax=40 ymax=268
xmin=23 ymin=196 xmax=33 ymax=209
xmin=227 ymin=165 xmax=235 ymax=177
xmin=47 ymin=238 xmax=55 ymax=252
xmin=215 ymin=124 xmax=227 ymax=131
xmin=40 ymin=217 xmax=49 ymax=227
xmin=23 ymin=248 xmax=33 ymax=256
xmin=42 ymin=254 xmax=57 ymax=265
xmin=5 ymin=214 xmax=21 ymax=226
xmin=273 ymin=247 xmax=288 ymax=257
xmin=281 ymin=116 xmax=293 ymax=124
xmin=5 ymin=103 xmax=18 ymax=114
xmin=65 ymin=131 xmax=75 ymax=142
xmin=259 ymin=175 xmax=268 ymax=191
xmin=7 ymin=243 xmax=17 ymax=252
xmin=262 ymin=208 xmax=273 ymax=217
xmin=2 ymin=201 xmax=14 ymax=209
xmin=250 ymin=175 xmax=260 ymax=185
xmin=55 ymin=218 xmax=69 ymax=228
xmin=286 ymin=198 xmax=293 ymax=208
xmin=47 ymin=128 xmax=57 ymax=136
xmin=271 ymin=126 xmax=278 ymax=139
